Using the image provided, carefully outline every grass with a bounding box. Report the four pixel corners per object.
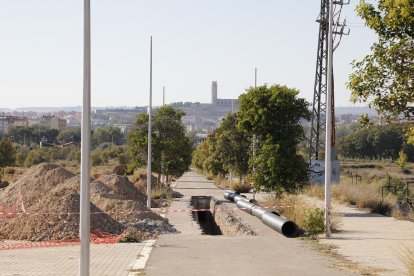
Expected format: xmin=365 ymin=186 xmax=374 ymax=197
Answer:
xmin=304 ymin=175 xmax=396 ymax=217
xmin=151 ymin=186 xmax=171 ymax=200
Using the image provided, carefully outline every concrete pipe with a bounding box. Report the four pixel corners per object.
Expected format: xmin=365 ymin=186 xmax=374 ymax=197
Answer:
xmin=236 ymin=200 xmax=255 ymax=215
xmin=261 ymin=211 xmax=298 ymax=238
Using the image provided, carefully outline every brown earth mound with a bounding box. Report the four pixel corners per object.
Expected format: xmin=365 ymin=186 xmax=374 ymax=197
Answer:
xmin=134 ymin=173 xmax=183 ymax=199
xmin=0 ymin=163 xmax=176 ymax=241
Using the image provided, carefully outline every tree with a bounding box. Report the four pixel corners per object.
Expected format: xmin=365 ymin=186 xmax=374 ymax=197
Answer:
xmin=215 ymin=114 xmax=250 ymax=182
xmin=92 ymin=126 xmax=124 ymax=147
xmin=57 ymin=128 xmax=81 ymax=144
xmin=0 ymin=138 xmax=16 ymax=172
xmin=348 ymin=0 xmax=414 ymax=119
xmin=237 ymin=84 xmax=311 ymax=193
xmin=128 ymin=106 xmax=193 ymax=180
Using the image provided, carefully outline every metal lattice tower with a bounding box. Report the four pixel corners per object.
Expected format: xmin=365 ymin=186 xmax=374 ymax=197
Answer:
xmin=309 ymin=0 xmax=349 ymax=160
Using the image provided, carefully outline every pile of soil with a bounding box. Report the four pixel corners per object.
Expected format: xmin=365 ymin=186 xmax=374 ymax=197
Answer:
xmin=134 ymin=173 xmax=183 ymax=201
xmin=0 ymin=163 xmax=176 ymax=241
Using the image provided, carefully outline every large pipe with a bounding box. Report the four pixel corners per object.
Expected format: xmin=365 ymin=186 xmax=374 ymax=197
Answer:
xmin=251 ymin=205 xmax=269 ymax=219
xmin=261 ymin=212 xmax=298 ymax=238
xmin=224 ymin=191 xmax=298 ymax=238
xmin=236 ymin=200 xmax=255 ymax=215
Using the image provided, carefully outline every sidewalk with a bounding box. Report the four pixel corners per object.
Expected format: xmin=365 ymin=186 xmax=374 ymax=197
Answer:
xmin=305 ymin=196 xmax=414 ymax=275
xmin=144 ymin=172 xmax=356 ymax=276
xmin=0 ymin=241 xmax=153 ymax=276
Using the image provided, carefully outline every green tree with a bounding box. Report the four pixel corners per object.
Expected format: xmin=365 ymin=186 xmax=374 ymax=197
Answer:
xmin=348 ymin=0 xmax=414 ymax=119
xmin=216 ymin=114 xmax=250 ymax=182
xmin=57 ymin=128 xmax=81 ymax=144
xmin=237 ymin=84 xmax=311 ymax=193
xmin=92 ymin=126 xmax=124 ymax=147
xmin=0 ymin=138 xmax=16 ymax=172
xmin=128 ymin=106 xmax=193 ymax=180
xmin=8 ymin=126 xmax=33 ymax=146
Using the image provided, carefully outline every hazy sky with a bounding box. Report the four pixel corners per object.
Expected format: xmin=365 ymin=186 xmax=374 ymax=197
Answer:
xmin=0 ymin=0 xmax=377 ymax=108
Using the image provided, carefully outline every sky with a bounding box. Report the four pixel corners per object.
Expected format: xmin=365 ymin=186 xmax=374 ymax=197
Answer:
xmin=0 ymin=0 xmax=378 ymax=109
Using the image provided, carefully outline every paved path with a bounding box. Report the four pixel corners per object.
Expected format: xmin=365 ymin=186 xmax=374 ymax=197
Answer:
xmin=0 ymin=241 xmax=152 ymax=276
xmin=304 ymin=196 xmax=414 ymax=275
xmin=144 ymin=172 xmax=355 ymax=276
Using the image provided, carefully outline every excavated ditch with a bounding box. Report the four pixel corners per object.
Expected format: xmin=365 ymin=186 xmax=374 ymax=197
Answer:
xmin=190 ymin=196 xmax=255 ymax=236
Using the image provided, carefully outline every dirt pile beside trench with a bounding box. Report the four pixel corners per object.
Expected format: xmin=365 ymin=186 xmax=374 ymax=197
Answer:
xmin=0 ymin=163 xmax=176 ymax=241
xmin=134 ymin=173 xmax=183 ymax=200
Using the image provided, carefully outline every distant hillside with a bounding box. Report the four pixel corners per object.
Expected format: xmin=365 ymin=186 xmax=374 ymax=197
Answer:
xmin=335 ymin=106 xmax=377 ymax=116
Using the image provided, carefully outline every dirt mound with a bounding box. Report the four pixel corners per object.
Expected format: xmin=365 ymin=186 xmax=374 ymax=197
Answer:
xmin=0 ymin=163 xmax=176 ymax=241
xmin=133 ymin=173 xmax=159 ymax=191
xmin=0 ymin=163 xmax=75 ymax=208
xmin=134 ymin=173 xmax=183 ymax=198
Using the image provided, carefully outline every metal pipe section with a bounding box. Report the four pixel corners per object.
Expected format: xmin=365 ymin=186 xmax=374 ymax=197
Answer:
xmin=224 ymin=192 xmax=298 ymax=238
xmin=261 ymin=212 xmax=298 ymax=238
xmin=236 ymin=200 xmax=255 ymax=215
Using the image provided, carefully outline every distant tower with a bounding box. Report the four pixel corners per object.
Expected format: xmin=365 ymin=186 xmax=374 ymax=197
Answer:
xmin=211 ymin=81 xmax=218 ymax=105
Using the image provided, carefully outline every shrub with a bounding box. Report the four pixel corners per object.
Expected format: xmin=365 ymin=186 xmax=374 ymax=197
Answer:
xmin=119 ymin=227 xmax=141 ymax=243
xmin=151 ymin=186 xmax=170 ymax=200
xmin=230 ymin=182 xmax=251 ymax=193
xmin=25 ymin=148 xmax=47 ymax=167
xmin=302 ymin=208 xmax=325 ymax=237
xmin=16 ymin=147 xmax=29 ymax=167
xmin=4 ymin=167 xmax=16 ymax=175
xmin=126 ymin=163 xmax=136 ymax=175
xmin=91 ymin=151 xmax=104 ymax=166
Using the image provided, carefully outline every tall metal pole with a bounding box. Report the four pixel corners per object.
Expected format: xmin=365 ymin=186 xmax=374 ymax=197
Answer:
xmin=163 ymin=86 xmax=165 ymax=106
xmin=80 ymin=0 xmax=91 ymax=275
xmin=252 ymin=68 xmax=257 ymax=200
xmin=147 ymin=36 xmax=153 ymax=209
xmin=325 ymin=0 xmax=334 ymax=238
xmin=254 ymin=68 xmax=257 ymax=88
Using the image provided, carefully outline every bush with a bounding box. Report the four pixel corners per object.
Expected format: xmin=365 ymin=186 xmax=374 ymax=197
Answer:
xmin=4 ymin=167 xmax=16 ymax=175
xmin=151 ymin=186 xmax=170 ymax=200
xmin=302 ymin=208 xmax=325 ymax=237
xmin=91 ymin=151 xmax=104 ymax=166
xmin=119 ymin=227 xmax=141 ymax=243
xmin=16 ymin=147 xmax=29 ymax=167
xmin=25 ymin=148 xmax=47 ymax=167
xmin=230 ymin=182 xmax=251 ymax=193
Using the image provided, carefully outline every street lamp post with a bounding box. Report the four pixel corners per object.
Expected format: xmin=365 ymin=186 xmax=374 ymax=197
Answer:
xmin=325 ymin=0 xmax=334 ymax=238
xmin=147 ymin=36 xmax=153 ymax=209
xmin=79 ymin=0 xmax=91 ymax=275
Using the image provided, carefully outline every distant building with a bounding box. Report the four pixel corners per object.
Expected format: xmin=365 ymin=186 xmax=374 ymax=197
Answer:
xmin=211 ymin=81 xmax=218 ymax=105
xmin=0 ymin=116 xmax=30 ymax=134
xmin=38 ymin=115 xmax=67 ymax=130
xmin=170 ymin=81 xmax=240 ymax=134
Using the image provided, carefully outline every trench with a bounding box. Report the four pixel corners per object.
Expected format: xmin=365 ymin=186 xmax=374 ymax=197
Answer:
xmin=190 ymin=196 xmax=255 ymax=236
